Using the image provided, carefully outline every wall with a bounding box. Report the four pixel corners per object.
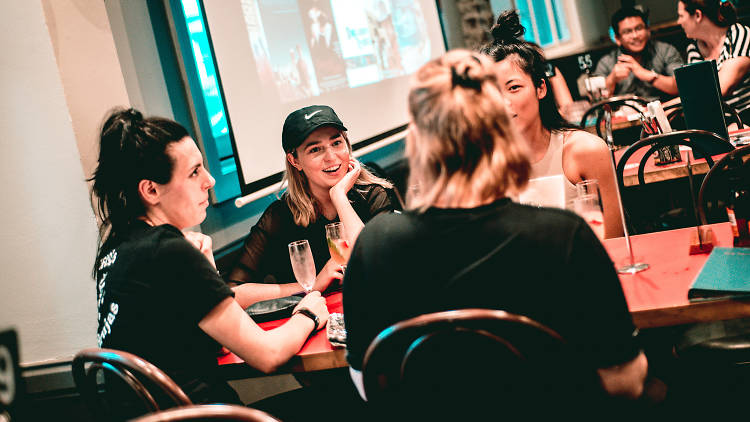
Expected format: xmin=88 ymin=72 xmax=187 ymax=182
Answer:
xmin=0 ymin=1 xmax=101 ymax=365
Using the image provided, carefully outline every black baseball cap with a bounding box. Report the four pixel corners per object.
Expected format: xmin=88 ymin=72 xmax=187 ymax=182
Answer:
xmin=282 ymin=105 xmax=347 ymax=153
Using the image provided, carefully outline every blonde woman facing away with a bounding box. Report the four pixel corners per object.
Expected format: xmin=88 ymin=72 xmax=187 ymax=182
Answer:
xmin=342 ymin=51 xmax=647 ymax=415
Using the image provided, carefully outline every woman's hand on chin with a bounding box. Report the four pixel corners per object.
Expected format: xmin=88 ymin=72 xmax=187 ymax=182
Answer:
xmin=183 ymin=230 xmax=216 ymax=269
xmin=329 ymin=158 xmax=361 ymax=199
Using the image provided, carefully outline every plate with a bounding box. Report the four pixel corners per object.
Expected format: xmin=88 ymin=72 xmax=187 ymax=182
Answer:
xmin=244 ymin=295 xmax=302 ymax=323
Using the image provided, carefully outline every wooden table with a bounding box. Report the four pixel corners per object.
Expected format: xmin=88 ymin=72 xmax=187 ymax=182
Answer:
xmin=220 ymin=222 xmax=750 ymax=376
xmin=604 ymin=222 xmax=750 ymax=329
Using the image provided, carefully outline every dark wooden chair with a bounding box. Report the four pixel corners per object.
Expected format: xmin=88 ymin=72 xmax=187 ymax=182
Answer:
xmin=664 ymin=101 xmax=744 ymax=131
xmin=615 ymin=130 xmax=734 ymax=233
xmin=72 ymin=348 xmax=192 ymax=421
xmin=697 ymin=144 xmax=750 ymax=225
xmin=580 ymin=95 xmax=649 ymax=139
xmin=361 ymin=309 xmax=605 ymax=419
xmin=129 ymin=404 xmax=279 ymax=422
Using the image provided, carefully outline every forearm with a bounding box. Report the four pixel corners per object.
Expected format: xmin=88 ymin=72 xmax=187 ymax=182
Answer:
xmin=232 ymin=282 xmax=303 ymax=308
xmin=605 ymin=73 xmax=618 ymax=97
xmin=200 ymin=298 xmax=315 ymax=374
xmin=330 ymin=189 xmax=365 ymax=241
xmin=651 ymin=74 xmax=678 ymax=96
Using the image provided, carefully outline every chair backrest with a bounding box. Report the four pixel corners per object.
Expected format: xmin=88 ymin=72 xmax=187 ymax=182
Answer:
xmin=579 ymin=95 xmax=649 ymax=138
xmin=361 ymin=309 xmax=603 ymax=418
xmin=0 ymin=328 xmax=23 ymax=418
xmin=616 ymin=129 xmax=734 ymax=189
xmin=664 ymin=101 xmax=743 ymax=132
xmin=129 ymin=404 xmax=279 ymax=422
xmin=72 ymin=348 xmax=192 ymax=420
xmin=697 ymin=144 xmax=750 ymax=225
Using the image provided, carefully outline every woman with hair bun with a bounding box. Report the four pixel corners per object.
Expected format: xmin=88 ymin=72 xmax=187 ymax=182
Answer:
xmin=90 ymin=108 xmax=329 ymax=408
xmin=343 ymin=50 xmax=647 ymax=408
xmin=481 ymin=10 xmax=623 ymax=238
xmin=678 ymin=0 xmax=750 ymax=122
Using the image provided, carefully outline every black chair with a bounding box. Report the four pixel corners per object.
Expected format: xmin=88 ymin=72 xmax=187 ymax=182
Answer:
xmin=615 ymin=130 xmax=732 ymax=189
xmin=580 ymin=95 xmax=649 ymax=139
xmin=72 ymin=348 xmax=192 ymax=421
xmin=664 ymin=101 xmax=744 ymax=131
xmin=697 ymin=144 xmax=750 ymax=225
xmin=361 ymin=309 xmax=605 ymax=419
xmin=0 ymin=328 xmax=23 ymax=419
xmin=615 ymin=130 xmax=734 ymax=233
xmin=129 ymin=404 xmax=279 ymax=422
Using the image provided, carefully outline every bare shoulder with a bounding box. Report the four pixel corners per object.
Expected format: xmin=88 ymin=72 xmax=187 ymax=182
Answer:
xmin=563 ymin=130 xmax=609 ymax=159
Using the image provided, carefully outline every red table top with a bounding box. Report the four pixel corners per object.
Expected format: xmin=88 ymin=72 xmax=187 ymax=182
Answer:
xmin=603 ymin=222 xmax=750 ymax=328
xmin=220 ymin=222 xmax=750 ymax=374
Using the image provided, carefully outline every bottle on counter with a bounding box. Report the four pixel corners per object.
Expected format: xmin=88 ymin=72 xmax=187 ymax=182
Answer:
xmin=726 ymin=169 xmax=750 ymax=247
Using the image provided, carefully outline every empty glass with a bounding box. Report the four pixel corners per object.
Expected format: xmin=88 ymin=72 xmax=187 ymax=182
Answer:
xmin=571 ymin=194 xmax=605 ymax=240
xmin=288 ymin=240 xmax=316 ymax=293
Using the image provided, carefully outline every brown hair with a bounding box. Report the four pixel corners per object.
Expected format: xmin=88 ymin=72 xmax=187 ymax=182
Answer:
xmin=680 ymin=0 xmax=737 ymax=27
xmin=281 ymin=131 xmax=392 ymax=226
xmin=406 ymin=50 xmax=530 ymax=211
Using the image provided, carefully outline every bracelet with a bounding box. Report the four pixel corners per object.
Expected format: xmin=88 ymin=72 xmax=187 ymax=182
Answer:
xmin=293 ymin=307 xmax=320 ymax=331
xmin=648 ymin=71 xmax=658 ymax=84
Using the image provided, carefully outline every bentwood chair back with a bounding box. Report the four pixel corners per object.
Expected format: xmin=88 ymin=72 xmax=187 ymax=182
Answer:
xmin=579 ymin=95 xmax=649 ymax=138
xmin=129 ymin=404 xmax=279 ymax=422
xmin=361 ymin=309 xmax=604 ymax=419
xmin=72 ymin=348 xmax=192 ymax=421
xmin=697 ymin=144 xmax=750 ymax=225
xmin=615 ymin=129 xmax=733 ymax=189
xmin=615 ymin=130 xmax=734 ymax=233
xmin=664 ymin=101 xmax=744 ymax=131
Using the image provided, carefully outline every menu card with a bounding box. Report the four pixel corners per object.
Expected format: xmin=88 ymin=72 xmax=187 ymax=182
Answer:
xmin=688 ymin=247 xmax=750 ymax=302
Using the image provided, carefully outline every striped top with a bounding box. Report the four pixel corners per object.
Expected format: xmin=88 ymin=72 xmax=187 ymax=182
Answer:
xmin=686 ymin=23 xmax=750 ymax=115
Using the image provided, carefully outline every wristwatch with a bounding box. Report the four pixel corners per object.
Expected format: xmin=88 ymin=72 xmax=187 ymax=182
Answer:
xmin=293 ymin=307 xmax=320 ymax=331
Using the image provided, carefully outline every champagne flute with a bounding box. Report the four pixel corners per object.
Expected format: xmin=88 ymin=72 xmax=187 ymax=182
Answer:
xmin=570 ymin=194 xmax=605 ymax=240
xmin=325 ymin=222 xmax=351 ymax=268
xmin=288 ymin=240 xmax=316 ymax=293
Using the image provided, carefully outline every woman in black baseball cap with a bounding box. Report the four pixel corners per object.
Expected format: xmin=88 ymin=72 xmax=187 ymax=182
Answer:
xmin=227 ymin=105 xmax=398 ymax=292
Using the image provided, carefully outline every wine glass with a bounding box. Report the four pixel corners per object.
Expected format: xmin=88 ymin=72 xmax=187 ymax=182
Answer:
xmin=325 ymin=222 xmax=350 ymax=268
xmin=288 ymin=240 xmax=316 ymax=293
xmin=570 ymin=194 xmax=605 ymax=240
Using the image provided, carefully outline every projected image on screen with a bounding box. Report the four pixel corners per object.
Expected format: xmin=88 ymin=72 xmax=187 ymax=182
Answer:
xmin=241 ymin=0 xmax=431 ymax=103
xmin=203 ymin=0 xmax=444 ymax=191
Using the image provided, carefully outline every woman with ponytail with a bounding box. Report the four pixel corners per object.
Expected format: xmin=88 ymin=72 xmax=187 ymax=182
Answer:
xmin=343 ymin=51 xmax=647 ymax=409
xmin=481 ymin=10 xmax=623 ymax=238
xmin=678 ymin=0 xmax=750 ymax=122
xmin=90 ymin=108 xmax=329 ymax=408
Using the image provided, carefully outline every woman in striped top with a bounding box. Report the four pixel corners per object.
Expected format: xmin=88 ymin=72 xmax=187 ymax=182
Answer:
xmin=678 ymin=0 xmax=750 ymax=122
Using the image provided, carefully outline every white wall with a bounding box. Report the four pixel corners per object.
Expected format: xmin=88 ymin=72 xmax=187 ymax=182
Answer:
xmin=0 ymin=1 xmax=99 ymax=365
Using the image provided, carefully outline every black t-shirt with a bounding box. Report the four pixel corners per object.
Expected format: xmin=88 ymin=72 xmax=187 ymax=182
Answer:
xmin=344 ymin=198 xmax=640 ymax=371
xmin=228 ymin=184 xmax=398 ymax=284
xmin=96 ymin=221 xmax=239 ymax=404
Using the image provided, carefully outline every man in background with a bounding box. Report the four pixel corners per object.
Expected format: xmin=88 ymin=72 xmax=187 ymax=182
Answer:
xmin=594 ymin=7 xmax=683 ymax=101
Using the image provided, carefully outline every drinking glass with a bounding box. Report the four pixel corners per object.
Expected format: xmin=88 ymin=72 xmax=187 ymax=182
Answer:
xmin=570 ymin=194 xmax=605 ymax=240
xmin=288 ymin=240 xmax=316 ymax=293
xmin=325 ymin=222 xmax=351 ymax=267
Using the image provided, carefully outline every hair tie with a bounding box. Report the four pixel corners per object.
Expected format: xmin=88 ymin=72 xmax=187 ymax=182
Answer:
xmin=451 ymin=66 xmax=482 ymax=91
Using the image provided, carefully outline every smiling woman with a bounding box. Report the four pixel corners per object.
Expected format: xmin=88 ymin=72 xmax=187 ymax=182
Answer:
xmin=227 ymin=105 xmax=400 ymax=290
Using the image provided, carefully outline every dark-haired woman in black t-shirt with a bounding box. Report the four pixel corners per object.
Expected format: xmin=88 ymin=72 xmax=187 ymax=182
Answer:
xmin=90 ymin=108 xmax=329 ymax=405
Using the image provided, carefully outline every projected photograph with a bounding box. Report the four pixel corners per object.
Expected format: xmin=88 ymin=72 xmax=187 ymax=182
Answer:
xmin=241 ymin=0 xmax=432 ymax=103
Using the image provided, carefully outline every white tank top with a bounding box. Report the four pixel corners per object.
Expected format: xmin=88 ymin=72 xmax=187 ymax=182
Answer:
xmin=526 ymin=130 xmax=578 ymax=206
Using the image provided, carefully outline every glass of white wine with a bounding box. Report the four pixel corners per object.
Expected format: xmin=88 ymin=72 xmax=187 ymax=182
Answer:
xmin=325 ymin=222 xmax=351 ymax=268
xmin=288 ymin=240 xmax=316 ymax=293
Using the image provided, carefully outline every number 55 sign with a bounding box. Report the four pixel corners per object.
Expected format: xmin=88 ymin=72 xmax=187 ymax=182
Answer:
xmin=577 ymin=54 xmax=593 ymax=71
